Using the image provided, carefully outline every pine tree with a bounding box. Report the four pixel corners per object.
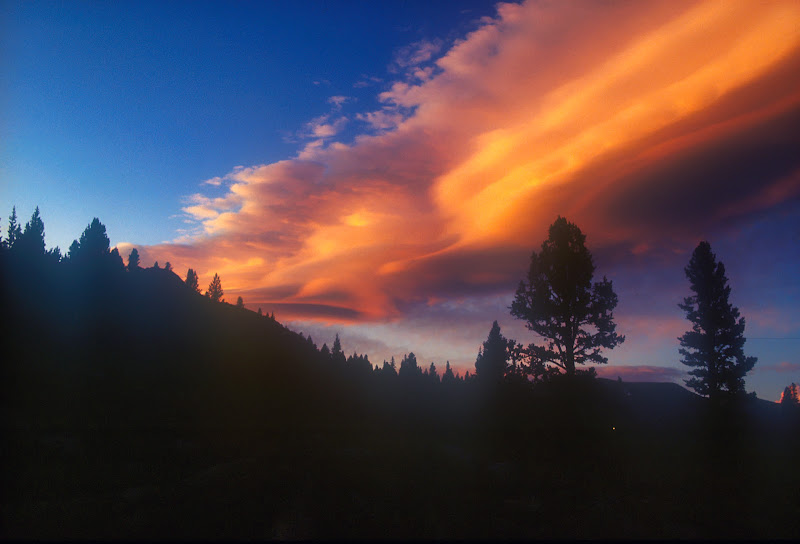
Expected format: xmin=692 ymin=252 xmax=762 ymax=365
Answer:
xmin=235 ymin=296 xmax=244 ymax=308
xmin=331 ymin=333 xmax=346 ymax=365
xmin=475 ymin=321 xmax=512 ymax=385
xmin=18 ymin=207 xmax=46 ymax=255
xmin=76 ymin=218 xmax=110 ymax=260
xmin=442 ymin=361 xmax=455 ymax=384
xmin=320 ymin=343 xmax=331 ymax=360
xmin=6 ymin=206 xmax=21 ymax=249
xmin=428 ymin=362 xmax=439 ymax=383
xmin=206 ymin=273 xmax=224 ymax=302
xmin=780 ymin=383 xmax=799 ymax=406
xmin=109 ymin=247 xmax=123 ymax=269
xmin=511 ymin=217 xmax=624 ymax=376
xmin=382 ymin=359 xmax=398 ymax=377
xmin=67 ymin=240 xmax=80 ymax=262
xmin=678 ymin=241 xmax=756 ymax=400
xmin=399 ymin=352 xmax=420 ymax=378
xmin=185 ymin=268 xmax=200 ymax=292
xmin=127 ymin=248 xmax=140 ymax=270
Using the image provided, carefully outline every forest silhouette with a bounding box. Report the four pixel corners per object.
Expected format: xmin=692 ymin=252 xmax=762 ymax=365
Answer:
xmin=1 ymin=207 xmax=798 ymax=539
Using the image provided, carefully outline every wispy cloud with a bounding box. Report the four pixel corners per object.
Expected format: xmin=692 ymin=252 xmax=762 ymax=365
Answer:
xmin=354 ymin=75 xmax=383 ymax=88
xmin=390 ymin=39 xmax=443 ymax=72
xmin=328 ymin=95 xmax=352 ymax=109
xmin=356 ymin=109 xmax=406 ymax=131
xmin=305 ymin=114 xmax=348 ymax=139
xmin=758 ymin=361 xmax=800 ymax=374
xmin=202 ymin=176 xmax=224 ymax=186
xmin=141 ymin=0 xmax=800 ymax=329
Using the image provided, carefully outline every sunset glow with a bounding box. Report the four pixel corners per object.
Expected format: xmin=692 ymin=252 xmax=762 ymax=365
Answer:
xmin=4 ymin=0 xmax=799 ymax=399
xmin=131 ymin=1 xmax=799 ymax=324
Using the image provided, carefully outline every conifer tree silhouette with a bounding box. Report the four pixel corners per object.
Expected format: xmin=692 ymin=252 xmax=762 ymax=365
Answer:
xmin=17 ymin=207 xmax=46 ymax=256
xmin=68 ymin=218 xmax=113 ymax=266
xmin=109 ymin=247 xmax=123 ymax=269
xmin=442 ymin=361 xmax=455 ymax=384
xmin=6 ymin=206 xmax=21 ymax=249
xmin=511 ymin=217 xmax=624 ymax=376
xmin=185 ymin=269 xmax=200 ymax=292
xmin=206 ymin=273 xmax=224 ymax=302
xmin=781 ymin=383 xmax=799 ymax=406
xmin=678 ymin=241 xmax=756 ymax=400
xmin=428 ymin=362 xmax=439 ymax=383
xmin=399 ymin=352 xmax=420 ymax=378
xmin=331 ymin=333 xmax=346 ymax=365
xmin=127 ymin=248 xmax=140 ymax=270
xmin=475 ymin=321 xmax=512 ymax=385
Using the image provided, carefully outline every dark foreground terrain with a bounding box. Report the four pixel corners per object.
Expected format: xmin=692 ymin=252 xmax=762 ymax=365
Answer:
xmin=2 ymin=253 xmax=799 ymax=539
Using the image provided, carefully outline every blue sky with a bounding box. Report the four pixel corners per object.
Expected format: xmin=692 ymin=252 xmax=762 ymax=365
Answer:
xmin=1 ymin=0 xmax=499 ymax=249
xmin=2 ymin=0 xmax=799 ymax=401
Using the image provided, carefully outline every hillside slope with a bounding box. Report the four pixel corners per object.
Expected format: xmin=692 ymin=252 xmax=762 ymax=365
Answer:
xmin=2 ymin=254 xmax=798 ymax=539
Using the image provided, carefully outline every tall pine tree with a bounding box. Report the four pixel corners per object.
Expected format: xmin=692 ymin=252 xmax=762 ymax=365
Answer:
xmin=6 ymin=206 xmax=21 ymax=249
xmin=185 ymin=268 xmax=200 ymax=292
xmin=475 ymin=321 xmax=512 ymax=385
xmin=678 ymin=241 xmax=756 ymax=400
xmin=17 ymin=207 xmax=46 ymax=256
xmin=206 ymin=273 xmax=224 ymax=302
xmin=127 ymin=248 xmax=140 ymax=270
xmin=331 ymin=333 xmax=346 ymax=366
xmin=511 ymin=217 xmax=624 ymax=376
xmin=781 ymin=383 xmax=799 ymax=406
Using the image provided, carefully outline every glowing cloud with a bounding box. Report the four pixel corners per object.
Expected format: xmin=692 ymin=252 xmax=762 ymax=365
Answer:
xmin=139 ymin=0 xmax=800 ymax=324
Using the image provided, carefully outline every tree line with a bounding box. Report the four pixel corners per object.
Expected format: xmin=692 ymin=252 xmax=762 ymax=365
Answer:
xmin=2 ymin=206 xmax=788 ymax=404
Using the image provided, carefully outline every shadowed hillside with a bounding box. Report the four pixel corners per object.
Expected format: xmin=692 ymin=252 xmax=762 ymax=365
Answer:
xmin=1 ymin=225 xmax=799 ymax=539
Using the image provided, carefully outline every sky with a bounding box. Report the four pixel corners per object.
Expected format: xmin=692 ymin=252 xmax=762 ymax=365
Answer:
xmin=2 ymin=0 xmax=799 ymax=401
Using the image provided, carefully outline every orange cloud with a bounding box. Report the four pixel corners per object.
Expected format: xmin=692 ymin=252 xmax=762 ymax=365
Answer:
xmin=135 ymin=0 xmax=800 ymax=323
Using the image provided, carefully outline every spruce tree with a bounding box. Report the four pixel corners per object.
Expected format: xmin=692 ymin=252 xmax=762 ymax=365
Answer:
xmin=320 ymin=343 xmax=331 ymax=360
xmin=781 ymin=383 xmax=799 ymax=406
xmin=442 ymin=361 xmax=455 ymax=384
xmin=206 ymin=273 xmax=224 ymax=302
xmin=678 ymin=241 xmax=756 ymax=400
xmin=399 ymin=352 xmax=420 ymax=378
xmin=18 ymin=207 xmax=46 ymax=255
xmin=185 ymin=268 xmax=200 ymax=292
xmin=331 ymin=333 xmax=346 ymax=365
xmin=77 ymin=218 xmax=110 ymax=259
xmin=475 ymin=321 xmax=511 ymax=385
xmin=428 ymin=362 xmax=439 ymax=382
xmin=127 ymin=248 xmax=140 ymax=270
xmin=6 ymin=206 xmax=21 ymax=249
